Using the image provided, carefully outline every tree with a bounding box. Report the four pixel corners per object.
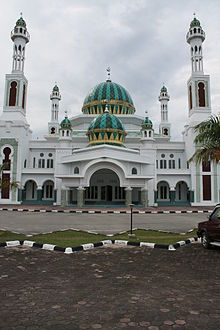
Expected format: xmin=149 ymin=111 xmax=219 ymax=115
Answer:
xmin=189 ymin=114 xmax=220 ymax=164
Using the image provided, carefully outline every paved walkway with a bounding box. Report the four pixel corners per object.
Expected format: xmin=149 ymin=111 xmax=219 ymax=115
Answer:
xmin=0 ymin=244 xmax=220 ymax=329
xmin=0 ymin=210 xmax=208 ymax=235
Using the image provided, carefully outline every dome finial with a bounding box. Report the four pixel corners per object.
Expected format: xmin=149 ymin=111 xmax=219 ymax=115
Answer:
xmin=145 ymin=110 xmax=148 ymax=118
xmin=106 ymin=66 xmax=111 ymax=82
xmin=20 ymin=12 xmax=23 ymax=17
xmin=64 ymin=110 xmax=68 ymax=118
xmin=104 ymin=100 xmax=109 ymax=113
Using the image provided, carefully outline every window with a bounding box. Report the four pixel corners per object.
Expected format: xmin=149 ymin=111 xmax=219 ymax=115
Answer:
xmin=47 ymin=159 xmax=53 ymax=168
xmin=160 ymin=159 xmax=167 ymax=169
xmin=48 ymin=153 xmax=53 ymax=157
xmin=198 ymin=82 xmax=205 ymax=107
xmin=74 ymin=167 xmax=79 ymax=174
xmin=156 ymin=160 xmax=158 ymax=169
xmin=178 ymin=158 xmax=181 ymax=169
xmin=169 ymin=160 xmax=175 ymax=169
xmin=189 ymin=86 xmax=192 ymax=110
xmin=42 ymin=182 xmax=54 ymax=199
xmin=3 ymin=147 xmax=11 ymax=170
xmin=38 ymin=159 xmax=45 ymax=168
xmin=202 ymin=161 xmax=211 ymax=172
xmin=40 ymin=153 xmax=44 ymax=157
xmin=22 ymin=84 xmax=26 ymax=109
xmin=132 ymin=167 xmax=137 ymax=175
xmin=9 ymin=81 xmax=17 ymax=106
xmin=160 ymin=186 xmax=168 ymax=199
xmin=51 ymin=127 xmax=55 ymax=134
xmin=33 ymin=157 xmax=36 ymax=168
xmin=161 ymin=154 xmax=165 ymax=158
xmin=24 ymin=159 xmax=27 ymax=168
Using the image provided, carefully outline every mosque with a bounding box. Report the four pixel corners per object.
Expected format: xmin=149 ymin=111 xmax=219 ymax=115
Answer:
xmin=0 ymin=16 xmax=218 ymax=207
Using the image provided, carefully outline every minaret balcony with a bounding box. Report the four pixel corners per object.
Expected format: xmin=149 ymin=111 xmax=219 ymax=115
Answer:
xmin=11 ymin=29 xmax=30 ymax=43
xmin=186 ymin=30 xmax=205 ymax=43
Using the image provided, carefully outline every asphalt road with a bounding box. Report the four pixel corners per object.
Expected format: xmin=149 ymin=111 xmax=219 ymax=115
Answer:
xmin=0 ymin=211 xmax=208 ymax=235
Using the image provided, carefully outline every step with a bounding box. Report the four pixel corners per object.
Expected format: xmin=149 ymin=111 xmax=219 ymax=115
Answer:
xmin=210 ymin=242 xmax=220 ymax=247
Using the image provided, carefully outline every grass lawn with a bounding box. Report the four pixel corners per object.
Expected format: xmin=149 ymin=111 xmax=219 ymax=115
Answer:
xmin=0 ymin=229 xmax=198 ymax=247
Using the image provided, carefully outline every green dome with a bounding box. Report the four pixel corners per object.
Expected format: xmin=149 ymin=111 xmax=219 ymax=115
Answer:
xmin=16 ymin=17 xmax=26 ymax=27
xmin=142 ymin=115 xmax=153 ymax=129
xmin=190 ymin=17 xmax=200 ymax=28
xmin=53 ymin=84 xmax=59 ymax=92
xmin=161 ymin=85 xmax=167 ymax=93
xmin=82 ymin=80 xmax=135 ymax=115
xmin=60 ymin=115 xmax=72 ymax=129
xmin=87 ymin=109 xmax=126 ymax=146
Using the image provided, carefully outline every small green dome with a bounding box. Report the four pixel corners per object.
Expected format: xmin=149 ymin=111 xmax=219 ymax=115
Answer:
xmin=60 ymin=115 xmax=71 ymax=129
xmin=190 ymin=17 xmax=200 ymax=28
xmin=161 ymin=85 xmax=167 ymax=93
xmin=82 ymin=80 xmax=135 ymax=115
xmin=142 ymin=115 xmax=153 ymax=129
xmin=87 ymin=109 xmax=126 ymax=146
xmin=16 ymin=16 xmax=26 ymax=27
xmin=53 ymin=84 xmax=59 ymax=92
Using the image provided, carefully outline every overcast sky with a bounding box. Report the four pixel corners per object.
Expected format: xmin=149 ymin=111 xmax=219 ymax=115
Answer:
xmin=0 ymin=0 xmax=220 ymax=140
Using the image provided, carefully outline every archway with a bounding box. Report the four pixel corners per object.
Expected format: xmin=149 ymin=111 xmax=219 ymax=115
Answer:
xmin=175 ymin=181 xmax=189 ymax=204
xmin=23 ymin=180 xmax=37 ymax=201
xmin=85 ymin=168 xmax=125 ymax=205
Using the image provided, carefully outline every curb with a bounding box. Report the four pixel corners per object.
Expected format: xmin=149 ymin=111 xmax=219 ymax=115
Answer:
xmin=0 ymin=237 xmax=201 ymax=253
xmin=0 ymin=207 xmax=213 ymax=214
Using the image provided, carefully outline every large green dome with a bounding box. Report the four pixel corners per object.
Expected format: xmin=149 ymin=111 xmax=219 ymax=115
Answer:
xmin=82 ymin=80 xmax=135 ymax=115
xmin=87 ymin=108 xmax=126 ymax=146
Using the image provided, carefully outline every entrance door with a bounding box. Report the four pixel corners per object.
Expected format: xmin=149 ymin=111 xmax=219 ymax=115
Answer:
xmin=106 ymin=185 xmax=112 ymax=201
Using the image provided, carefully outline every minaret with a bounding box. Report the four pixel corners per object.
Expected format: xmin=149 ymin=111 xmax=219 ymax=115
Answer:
xmin=48 ymin=84 xmax=61 ymax=135
xmin=2 ymin=15 xmax=30 ymax=119
xmin=186 ymin=15 xmax=211 ymax=122
xmin=141 ymin=111 xmax=154 ymax=140
xmin=158 ymin=85 xmax=171 ymax=137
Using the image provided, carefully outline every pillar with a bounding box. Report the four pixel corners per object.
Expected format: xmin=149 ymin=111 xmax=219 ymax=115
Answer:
xmin=141 ymin=188 xmax=148 ymax=208
xmin=77 ymin=187 xmax=85 ymax=208
xmin=170 ymin=188 xmax=175 ymax=205
xmin=61 ymin=188 xmax=67 ymax=207
xmin=17 ymin=188 xmax=22 ymax=202
xmin=37 ymin=187 xmax=42 ymax=202
xmin=125 ymin=187 xmax=132 ymax=207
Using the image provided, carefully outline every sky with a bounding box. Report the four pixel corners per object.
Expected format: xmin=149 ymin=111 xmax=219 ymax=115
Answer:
xmin=0 ymin=0 xmax=220 ymax=140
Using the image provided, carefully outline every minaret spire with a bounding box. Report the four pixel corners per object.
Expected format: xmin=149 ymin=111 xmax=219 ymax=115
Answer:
xmin=158 ymin=85 xmax=171 ymax=137
xmin=48 ymin=83 xmax=61 ymax=135
xmin=186 ymin=16 xmax=211 ymax=120
xmin=11 ymin=15 xmax=30 ymax=73
xmin=106 ymin=67 xmax=111 ymax=82
xmin=186 ymin=15 xmax=205 ymax=74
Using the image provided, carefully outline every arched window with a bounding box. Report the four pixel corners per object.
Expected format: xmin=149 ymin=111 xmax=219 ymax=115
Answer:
xmin=9 ymin=81 xmax=17 ymax=106
xmin=195 ymin=45 xmax=198 ymax=53
xmin=189 ymin=85 xmax=192 ymax=109
xmin=194 ymin=28 xmax=196 ymax=33
xmin=74 ymin=167 xmax=79 ymax=174
xmin=24 ymin=159 xmax=27 ymax=168
xmin=132 ymin=167 xmax=137 ymax=175
xmin=198 ymin=82 xmax=205 ymax=107
xmin=22 ymin=84 xmax=26 ymax=109
xmin=51 ymin=127 xmax=55 ymax=134
xmin=3 ymin=147 xmax=11 ymax=170
xmin=163 ymin=128 xmax=168 ymax=135
xmin=149 ymin=131 xmax=152 ymax=138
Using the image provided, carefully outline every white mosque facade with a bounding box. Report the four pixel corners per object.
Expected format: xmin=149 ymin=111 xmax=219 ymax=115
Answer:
xmin=0 ymin=16 xmax=219 ymax=207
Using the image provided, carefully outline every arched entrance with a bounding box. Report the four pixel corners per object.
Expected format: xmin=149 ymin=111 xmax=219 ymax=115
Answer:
xmin=85 ymin=169 xmax=125 ymax=205
xmin=175 ymin=181 xmax=190 ymax=205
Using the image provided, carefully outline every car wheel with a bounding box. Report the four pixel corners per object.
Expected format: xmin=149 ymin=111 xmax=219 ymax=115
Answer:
xmin=202 ymin=232 xmax=210 ymax=249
